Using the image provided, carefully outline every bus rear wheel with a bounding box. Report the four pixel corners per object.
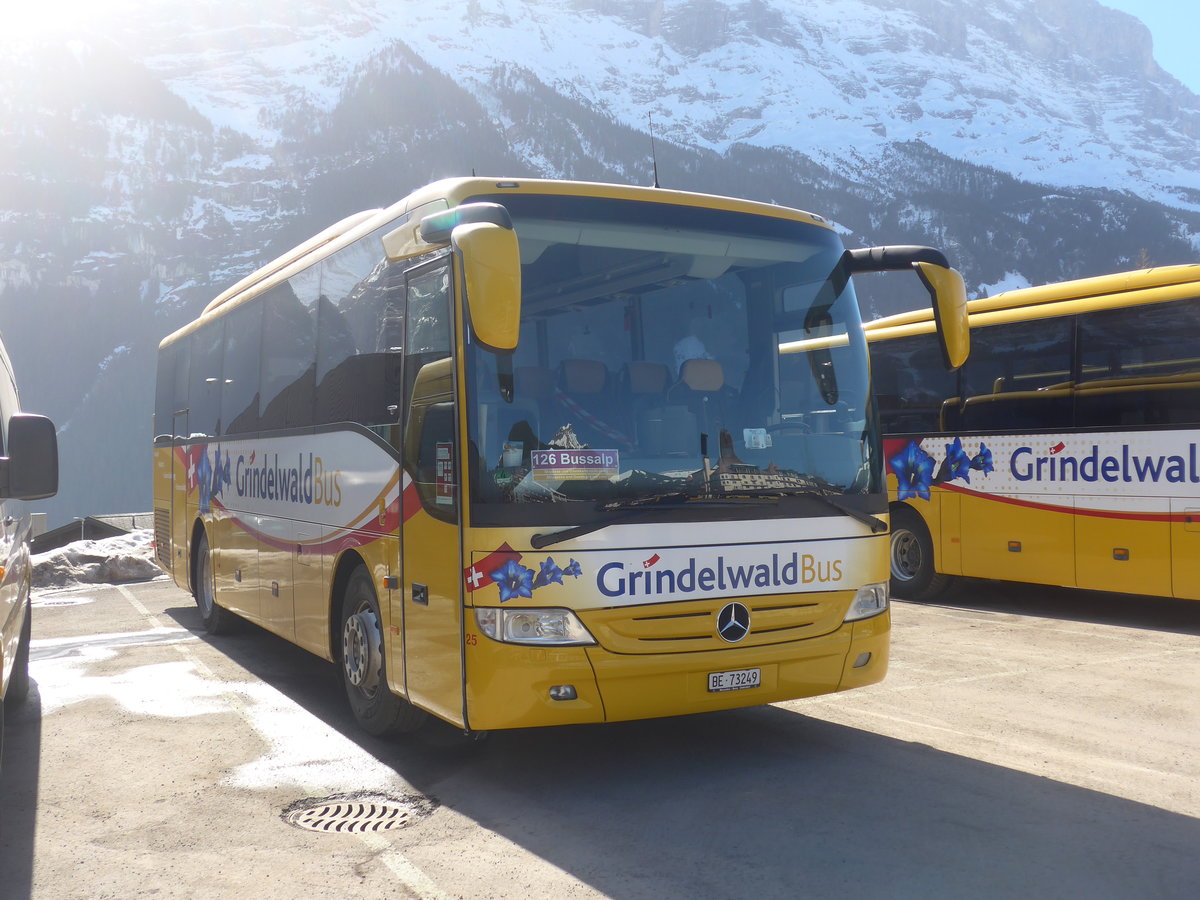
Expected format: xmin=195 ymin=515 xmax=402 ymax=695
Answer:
xmin=890 ymin=506 xmax=950 ymax=601
xmin=340 ymin=568 xmax=425 ymax=736
xmin=194 ymin=531 xmax=236 ymax=635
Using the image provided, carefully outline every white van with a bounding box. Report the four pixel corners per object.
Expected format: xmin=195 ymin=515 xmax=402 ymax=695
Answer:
xmin=0 ymin=336 xmax=58 ymax=766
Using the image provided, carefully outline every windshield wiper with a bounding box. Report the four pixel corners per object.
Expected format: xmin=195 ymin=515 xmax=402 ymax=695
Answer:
xmin=795 ymin=491 xmax=887 ymax=533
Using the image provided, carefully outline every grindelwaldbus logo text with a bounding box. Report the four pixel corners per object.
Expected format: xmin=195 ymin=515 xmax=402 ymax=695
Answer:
xmin=597 ymin=551 xmax=844 ymax=599
xmin=235 ymin=452 xmax=344 ymax=507
xmin=1011 ymin=443 xmax=1200 ymax=484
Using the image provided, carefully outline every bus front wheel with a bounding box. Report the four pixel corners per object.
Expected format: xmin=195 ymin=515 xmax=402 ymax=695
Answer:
xmin=340 ymin=568 xmax=425 ymax=736
xmin=890 ymin=506 xmax=950 ymax=601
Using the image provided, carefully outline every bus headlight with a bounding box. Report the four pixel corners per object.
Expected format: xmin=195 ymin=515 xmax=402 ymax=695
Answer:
xmin=844 ymin=582 xmax=889 ymax=622
xmin=475 ymin=607 xmax=597 ymax=646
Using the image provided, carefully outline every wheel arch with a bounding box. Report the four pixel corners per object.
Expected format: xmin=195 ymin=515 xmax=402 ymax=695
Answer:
xmin=328 ymin=549 xmax=368 ymax=663
xmin=188 ymin=517 xmax=207 ymax=595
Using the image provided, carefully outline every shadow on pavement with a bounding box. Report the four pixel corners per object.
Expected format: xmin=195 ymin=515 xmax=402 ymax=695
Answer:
xmin=0 ymin=685 xmax=43 ymax=900
xmin=162 ymin=598 xmax=1200 ymax=899
xmin=918 ymin=577 xmax=1200 ymax=636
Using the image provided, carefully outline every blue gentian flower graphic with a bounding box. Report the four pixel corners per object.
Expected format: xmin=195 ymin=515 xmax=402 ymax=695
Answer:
xmin=212 ymin=450 xmax=231 ymax=501
xmin=970 ymin=441 xmax=994 ymax=476
xmin=491 ymin=558 xmax=535 ymax=602
xmin=944 ymin=436 xmax=973 ymax=483
xmin=534 ymin=557 xmax=564 ymax=588
xmin=196 ymin=450 xmax=213 ymax=513
xmin=564 ymin=559 xmax=582 ymax=578
xmin=889 ymin=440 xmax=936 ymax=501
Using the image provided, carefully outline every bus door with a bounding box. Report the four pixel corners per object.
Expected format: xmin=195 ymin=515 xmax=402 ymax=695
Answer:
xmin=397 ymin=260 xmax=464 ymax=725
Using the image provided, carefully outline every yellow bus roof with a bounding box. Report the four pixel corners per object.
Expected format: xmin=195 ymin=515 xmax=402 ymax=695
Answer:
xmin=863 ymin=264 xmax=1200 ymax=340
xmin=163 ymin=177 xmax=835 ymax=348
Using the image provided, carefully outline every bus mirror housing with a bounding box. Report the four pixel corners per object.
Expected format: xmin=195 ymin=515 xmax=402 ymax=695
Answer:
xmin=0 ymin=413 xmax=59 ymax=500
xmin=846 ymin=245 xmax=969 ymax=370
xmin=915 ymin=261 xmax=969 ymax=370
xmin=452 ymin=221 xmax=521 ymax=353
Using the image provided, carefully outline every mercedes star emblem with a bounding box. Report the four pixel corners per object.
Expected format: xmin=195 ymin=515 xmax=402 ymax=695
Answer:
xmin=716 ymin=601 xmax=751 ymax=643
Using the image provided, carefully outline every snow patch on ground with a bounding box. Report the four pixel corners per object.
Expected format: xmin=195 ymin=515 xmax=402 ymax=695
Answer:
xmin=33 ymin=529 xmax=162 ymax=589
xmin=31 ymin=633 xmax=407 ymax=794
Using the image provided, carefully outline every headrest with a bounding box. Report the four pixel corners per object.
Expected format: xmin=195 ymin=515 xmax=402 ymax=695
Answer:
xmin=680 ymin=358 xmax=723 ymax=392
xmin=561 ymin=359 xmax=607 ymax=394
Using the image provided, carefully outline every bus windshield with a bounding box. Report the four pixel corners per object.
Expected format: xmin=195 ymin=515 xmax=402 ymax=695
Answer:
xmin=465 ymin=194 xmax=878 ymax=527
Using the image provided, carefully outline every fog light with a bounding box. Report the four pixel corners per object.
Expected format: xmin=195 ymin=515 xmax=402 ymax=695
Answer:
xmin=853 ymin=652 xmax=872 ymax=669
xmin=549 ymin=685 xmax=578 ymax=701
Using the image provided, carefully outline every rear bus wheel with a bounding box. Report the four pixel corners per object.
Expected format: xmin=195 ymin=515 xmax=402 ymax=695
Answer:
xmin=340 ymin=568 xmax=425 ymax=736
xmin=194 ymin=531 xmax=235 ymax=634
xmin=890 ymin=506 xmax=950 ymax=601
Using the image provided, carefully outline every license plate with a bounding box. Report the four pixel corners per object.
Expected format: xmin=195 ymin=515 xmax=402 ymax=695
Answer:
xmin=707 ymin=667 xmax=761 ymax=692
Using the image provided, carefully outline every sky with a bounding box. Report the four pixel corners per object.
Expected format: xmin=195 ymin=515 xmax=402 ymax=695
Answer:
xmin=1101 ymin=0 xmax=1200 ymax=94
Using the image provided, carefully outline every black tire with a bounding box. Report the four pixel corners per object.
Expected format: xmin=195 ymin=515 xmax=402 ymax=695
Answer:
xmin=889 ymin=505 xmax=951 ymax=601
xmin=6 ymin=594 xmax=32 ymax=706
xmin=340 ymin=567 xmax=425 ymax=736
xmin=194 ymin=531 xmax=236 ymax=635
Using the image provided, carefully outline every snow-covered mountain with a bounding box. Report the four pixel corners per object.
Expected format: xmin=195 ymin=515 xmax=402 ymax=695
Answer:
xmin=66 ymin=0 xmax=1200 ymax=210
xmin=1 ymin=0 xmax=1198 ymax=525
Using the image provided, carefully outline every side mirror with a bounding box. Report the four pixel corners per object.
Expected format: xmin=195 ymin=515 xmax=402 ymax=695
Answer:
xmin=915 ymin=261 xmax=969 ymax=370
xmin=452 ymin=221 xmax=521 ymax=353
xmin=846 ymin=246 xmax=970 ymax=370
xmin=0 ymin=413 xmax=59 ymax=500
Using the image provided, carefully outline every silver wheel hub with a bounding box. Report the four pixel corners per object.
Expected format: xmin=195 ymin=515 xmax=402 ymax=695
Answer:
xmin=343 ymin=608 xmax=382 ymax=693
xmin=890 ymin=529 xmax=921 ymax=581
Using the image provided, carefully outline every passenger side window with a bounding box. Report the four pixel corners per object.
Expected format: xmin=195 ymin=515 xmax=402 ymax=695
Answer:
xmin=955 ymin=316 xmax=1074 ymax=432
xmin=871 ymin=332 xmax=959 ymax=434
xmin=221 ymin=303 xmax=262 ymax=436
xmin=1076 ymin=298 xmax=1200 ymax=427
xmin=403 ymin=261 xmax=452 ymax=408
xmin=315 ymin=244 xmax=405 ymax=428
xmin=190 ymin=322 xmax=224 ymax=439
xmin=259 ymin=283 xmax=317 ymax=429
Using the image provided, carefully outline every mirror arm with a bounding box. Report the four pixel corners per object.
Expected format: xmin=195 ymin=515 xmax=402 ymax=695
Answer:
xmin=497 ymin=353 xmax=514 ymax=403
xmin=844 ymin=246 xmax=950 ymax=273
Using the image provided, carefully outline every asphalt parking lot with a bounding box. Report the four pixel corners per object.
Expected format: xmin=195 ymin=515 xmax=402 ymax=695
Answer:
xmin=2 ymin=575 xmax=1199 ymax=899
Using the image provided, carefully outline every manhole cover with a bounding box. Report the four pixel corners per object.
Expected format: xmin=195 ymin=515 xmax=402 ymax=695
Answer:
xmin=282 ymin=792 xmax=436 ymax=834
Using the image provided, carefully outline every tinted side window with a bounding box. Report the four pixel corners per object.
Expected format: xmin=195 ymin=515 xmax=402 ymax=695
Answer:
xmin=220 ymin=303 xmax=262 ymax=436
xmin=154 ymin=343 xmax=182 ymax=443
xmin=957 ymin=316 xmax=1074 ymax=432
xmin=259 ymin=283 xmax=316 ymax=429
xmin=1076 ymin=297 xmax=1200 ymax=427
xmin=315 ymin=245 xmax=406 ymax=428
xmin=403 ymin=261 xmax=452 ymax=408
xmin=871 ymin=332 xmax=958 ymax=434
xmin=190 ymin=322 xmax=224 ymax=439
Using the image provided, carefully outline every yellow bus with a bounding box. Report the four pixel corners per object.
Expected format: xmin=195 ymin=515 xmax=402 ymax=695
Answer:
xmin=153 ymin=177 xmax=967 ymax=735
xmin=866 ymin=264 xmax=1200 ymax=602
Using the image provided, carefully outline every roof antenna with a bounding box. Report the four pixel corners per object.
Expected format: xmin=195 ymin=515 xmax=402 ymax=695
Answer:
xmin=648 ymin=113 xmax=660 ymax=188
